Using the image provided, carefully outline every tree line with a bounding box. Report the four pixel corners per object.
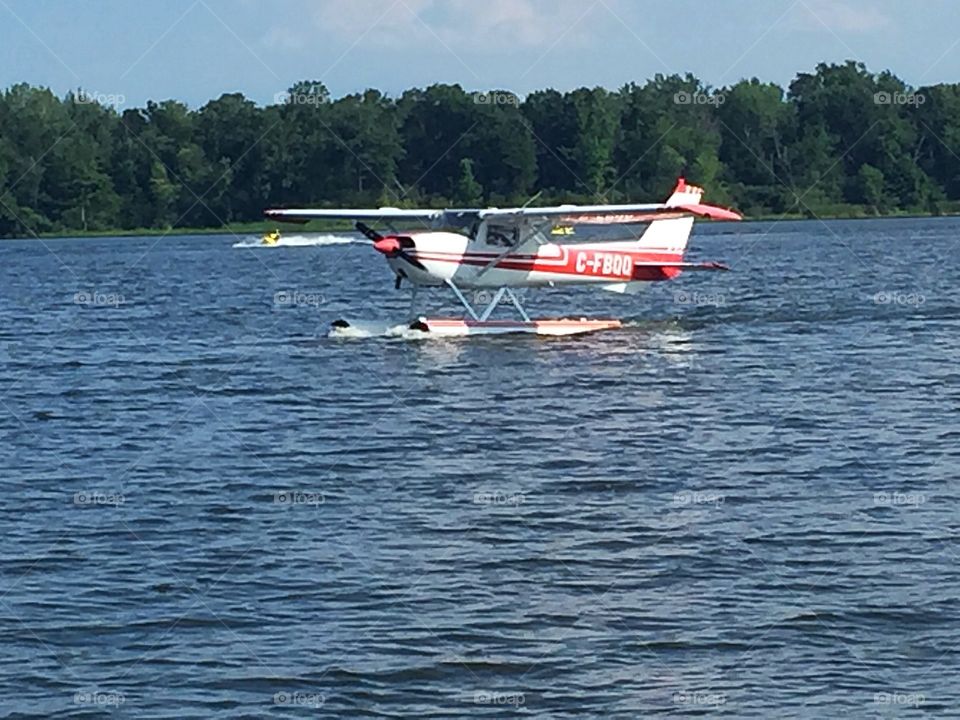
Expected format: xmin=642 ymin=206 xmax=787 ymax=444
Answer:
xmin=1 ymin=60 xmax=959 ymax=237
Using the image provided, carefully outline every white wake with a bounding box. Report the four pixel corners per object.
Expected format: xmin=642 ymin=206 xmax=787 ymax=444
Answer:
xmin=232 ymin=234 xmax=363 ymax=248
xmin=328 ymin=320 xmax=428 ymax=340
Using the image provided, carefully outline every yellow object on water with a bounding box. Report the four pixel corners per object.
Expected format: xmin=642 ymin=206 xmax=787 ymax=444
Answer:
xmin=262 ymin=230 xmax=281 ymax=246
xmin=551 ymin=225 xmax=575 ymax=236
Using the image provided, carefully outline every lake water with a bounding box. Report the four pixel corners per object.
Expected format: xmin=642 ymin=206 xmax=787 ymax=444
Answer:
xmin=1 ymin=217 xmax=959 ymax=718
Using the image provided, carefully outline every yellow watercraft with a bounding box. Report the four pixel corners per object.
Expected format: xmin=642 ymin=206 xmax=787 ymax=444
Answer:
xmin=262 ymin=230 xmax=281 ymax=246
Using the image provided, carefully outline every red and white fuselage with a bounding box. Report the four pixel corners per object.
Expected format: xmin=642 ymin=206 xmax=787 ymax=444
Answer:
xmin=369 ymin=180 xmax=732 ymax=292
xmin=378 ymin=217 xmax=695 ymax=290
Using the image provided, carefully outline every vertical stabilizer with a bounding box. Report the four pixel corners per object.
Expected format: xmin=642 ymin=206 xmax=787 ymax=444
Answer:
xmin=636 ymin=178 xmax=702 ymax=256
xmin=665 ymin=177 xmax=705 ymax=207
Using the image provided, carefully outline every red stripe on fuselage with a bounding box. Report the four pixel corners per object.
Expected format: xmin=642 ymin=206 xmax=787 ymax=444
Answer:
xmin=410 ymin=248 xmax=684 ymax=281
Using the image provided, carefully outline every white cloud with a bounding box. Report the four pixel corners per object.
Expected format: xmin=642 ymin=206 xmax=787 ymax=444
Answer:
xmin=310 ymin=0 xmax=430 ymax=43
xmin=793 ymin=0 xmax=890 ymax=33
xmin=271 ymin=0 xmax=604 ymax=50
xmin=441 ymin=0 xmax=598 ymax=48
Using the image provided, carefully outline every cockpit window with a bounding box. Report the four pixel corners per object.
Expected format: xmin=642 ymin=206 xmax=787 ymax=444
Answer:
xmin=441 ymin=211 xmax=482 ymax=238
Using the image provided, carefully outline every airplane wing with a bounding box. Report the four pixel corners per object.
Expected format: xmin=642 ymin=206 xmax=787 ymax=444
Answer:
xmin=479 ymin=202 xmax=742 ymax=224
xmin=266 ymin=200 xmax=741 ymax=226
xmin=264 ymin=207 xmax=445 ymax=224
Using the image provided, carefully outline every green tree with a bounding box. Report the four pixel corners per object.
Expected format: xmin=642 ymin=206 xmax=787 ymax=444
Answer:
xmin=195 ymin=93 xmax=267 ymax=222
xmin=616 ymin=74 xmax=725 ymax=202
xmin=566 ymin=87 xmax=621 ymax=198
xmin=454 ymin=158 xmax=483 ymax=205
xmin=855 ymin=163 xmax=886 ymax=210
xmin=914 ymin=84 xmax=960 ymax=200
xmin=717 ymin=79 xmax=792 ymax=211
xmin=149 ymin=160 xmax=177 ymax=228
xmin=521 ymin=89 xmax=579 ymax=194
xmin=396 ymin=84 xmax=478 ymax=202
xmin=324 ymin=89 xmax=403 ymax=204
xmin=469 ymin=92 xmax=536 ymax=203
xmin=786 ymin=62 xmax=931 ymax=210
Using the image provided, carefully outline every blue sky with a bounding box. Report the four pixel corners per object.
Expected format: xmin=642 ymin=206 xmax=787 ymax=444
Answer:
xmin=1 ymin=0 xmax=958 ymax=107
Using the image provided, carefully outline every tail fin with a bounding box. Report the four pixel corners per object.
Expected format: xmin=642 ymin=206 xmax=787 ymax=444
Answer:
xmin=665 ymin=177 xmax=704 ymax=207
xmin=635 ymin=178 xmax=700 ymax=257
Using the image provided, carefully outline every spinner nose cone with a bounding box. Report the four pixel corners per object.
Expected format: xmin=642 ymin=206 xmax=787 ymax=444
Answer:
xmin=373 ymin=236 xmax=401 ymax=255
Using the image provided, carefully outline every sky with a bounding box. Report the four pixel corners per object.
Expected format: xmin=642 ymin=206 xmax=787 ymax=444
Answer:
xmin=1 ymin=0 xmax=959 ymax=108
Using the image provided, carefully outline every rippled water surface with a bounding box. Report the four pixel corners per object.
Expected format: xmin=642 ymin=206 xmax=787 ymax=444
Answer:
xmin=2 ymin=218 xmax=959 ymax=718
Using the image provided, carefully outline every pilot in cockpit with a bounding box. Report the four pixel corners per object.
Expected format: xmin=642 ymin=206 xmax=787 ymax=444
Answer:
xmin=486 ymin=228 xmax=515 ymax=247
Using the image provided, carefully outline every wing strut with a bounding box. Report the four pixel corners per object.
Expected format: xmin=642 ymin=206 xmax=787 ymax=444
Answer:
xmin=444 ymin=280 xmax=530 ymax=322
xmin=445 ymin=279 xmax=480 ymax=321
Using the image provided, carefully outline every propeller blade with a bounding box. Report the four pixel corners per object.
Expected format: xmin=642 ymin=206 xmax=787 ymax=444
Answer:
xmin=355 ymin=221 xmax=382 ymax=242
xmin=397 ymin=250 xmax=426 ymax=271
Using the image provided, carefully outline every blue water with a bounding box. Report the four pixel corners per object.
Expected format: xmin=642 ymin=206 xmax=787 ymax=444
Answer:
xmin=1 ymin=218 xmax=959 ymax=718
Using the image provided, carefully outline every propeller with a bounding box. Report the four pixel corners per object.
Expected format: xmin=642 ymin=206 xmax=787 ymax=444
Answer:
xmin=356 ymin=221 xmax=426 ymax=272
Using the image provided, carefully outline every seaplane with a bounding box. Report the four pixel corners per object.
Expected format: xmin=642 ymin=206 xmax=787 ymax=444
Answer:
xmin=264 ymin=179 xmax=741 ymax=337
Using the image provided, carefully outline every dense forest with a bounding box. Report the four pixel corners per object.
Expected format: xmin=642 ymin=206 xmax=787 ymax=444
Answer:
xmin=2 ymin=60 xmax=960 ymax=238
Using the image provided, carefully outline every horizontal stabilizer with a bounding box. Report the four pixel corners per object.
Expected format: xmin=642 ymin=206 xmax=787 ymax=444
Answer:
xmin=676 ymin=204 xmax=743 ymax=221
xmin=633 ymin=261 xmax=731 ymax=271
